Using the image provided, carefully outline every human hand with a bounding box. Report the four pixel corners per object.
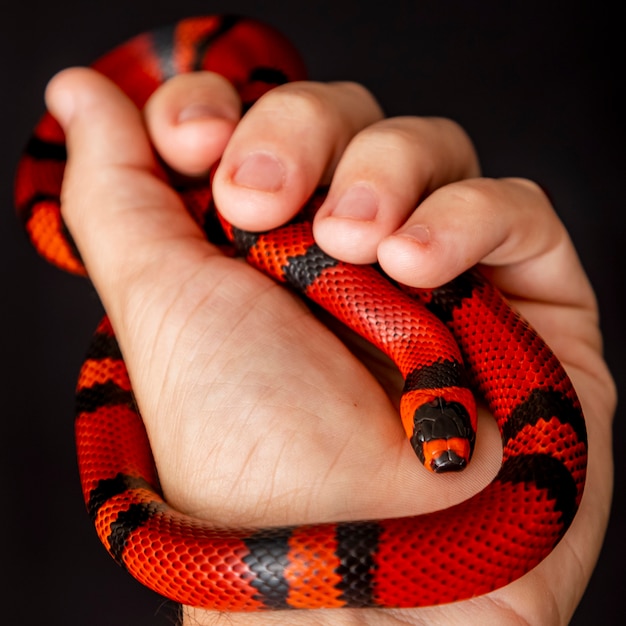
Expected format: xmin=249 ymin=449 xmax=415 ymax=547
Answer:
xmin=45 ymin=67 xmax=615 ymax=625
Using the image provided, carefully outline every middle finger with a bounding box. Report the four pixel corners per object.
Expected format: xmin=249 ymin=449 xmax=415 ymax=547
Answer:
xmin=212 ymin=80 xmax=384 ymax=231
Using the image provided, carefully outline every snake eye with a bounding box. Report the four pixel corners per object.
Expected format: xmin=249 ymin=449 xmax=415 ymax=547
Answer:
xmin=410 ymin=399 xmax=475 ymax=472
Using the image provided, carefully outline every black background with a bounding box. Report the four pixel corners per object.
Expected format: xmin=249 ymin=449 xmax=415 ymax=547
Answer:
xmin=2 ymin=0 xmax=624 ymax=624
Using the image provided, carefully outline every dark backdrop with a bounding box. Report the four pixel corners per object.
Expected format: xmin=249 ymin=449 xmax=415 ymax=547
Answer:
xmin=2 ymin=1 xmax=623 ymax=624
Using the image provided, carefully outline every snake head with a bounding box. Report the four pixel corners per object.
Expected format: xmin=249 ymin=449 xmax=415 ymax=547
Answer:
xmin=409 ymin=398 xmax=476 ymax=472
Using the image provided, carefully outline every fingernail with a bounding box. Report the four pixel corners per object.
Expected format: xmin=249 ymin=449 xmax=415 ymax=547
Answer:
xmin=396 ymin=223 xmax=431 ymax=244
xmin=176 ymin=101 xmax=238 ymax=124
xmin=177 ymin=103 xmax=230 ymax=123
xmin=232 ymin=152 xmax=285 ymax=192
xmin=330 ymin=185 xmax=379 ymax=221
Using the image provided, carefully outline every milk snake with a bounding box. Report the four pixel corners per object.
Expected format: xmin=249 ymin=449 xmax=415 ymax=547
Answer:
xmin=15 ymin=15 xmax=587 ymax=611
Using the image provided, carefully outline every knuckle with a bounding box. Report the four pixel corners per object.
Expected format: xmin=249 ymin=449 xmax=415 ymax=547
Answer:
xmin=434 ymin=178 xmax=503 ymax=215
xmin=376 ymin=116 xmax=467 ymax=144
xmin=331 ymin=80 xmax=383 ymax=117
xmin=255 ymin=82 xmax=333 ymax=122
xmin=253 ymin=81 xmax=382 ymax=132
xmin=428 ymin=116 xmax=472 ymax=141
xmin=502 ymin=177 xmax=553 ymax=206
xmin=349 ymin=115 xmax=477 ymax=170
xmin=350 ymin=118 xmax=423 ymax=160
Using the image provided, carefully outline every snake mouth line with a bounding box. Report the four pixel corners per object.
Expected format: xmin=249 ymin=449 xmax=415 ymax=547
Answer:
xmin=411 ymin=398 xmax=475 ymax=471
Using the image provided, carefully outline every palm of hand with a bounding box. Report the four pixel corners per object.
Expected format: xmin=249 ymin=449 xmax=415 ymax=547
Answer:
xmin=124 ymin=244 xmax=499 ymax=527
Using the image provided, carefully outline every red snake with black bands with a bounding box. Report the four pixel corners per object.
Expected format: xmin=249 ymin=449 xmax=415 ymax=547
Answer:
xmin=15 ymin=15 xmax=587 ymax=611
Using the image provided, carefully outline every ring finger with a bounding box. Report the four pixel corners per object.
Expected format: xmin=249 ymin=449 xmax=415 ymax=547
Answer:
xmin=313 ymin=115 xmax=480 ymax=263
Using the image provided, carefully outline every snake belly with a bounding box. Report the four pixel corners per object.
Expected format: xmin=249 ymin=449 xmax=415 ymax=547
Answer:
xmin=14 ymin=15 xmax=587 ymax=611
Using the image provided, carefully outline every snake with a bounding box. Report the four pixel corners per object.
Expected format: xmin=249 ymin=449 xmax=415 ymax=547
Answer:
xmin=15 ymin=15 xmax=587 ymax=611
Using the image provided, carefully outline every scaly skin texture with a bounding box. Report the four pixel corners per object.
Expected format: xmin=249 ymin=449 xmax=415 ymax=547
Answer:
xmin=15 ymin=15 xmax=586 ymax=611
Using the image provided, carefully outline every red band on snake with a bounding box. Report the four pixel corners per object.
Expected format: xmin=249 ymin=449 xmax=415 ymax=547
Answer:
xmin=15 ymin=15 xmax=587 ymax=611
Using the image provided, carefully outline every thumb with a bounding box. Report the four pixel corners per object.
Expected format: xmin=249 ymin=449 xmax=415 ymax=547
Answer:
xmin=45 ymin=67 xmax=213 ymax=323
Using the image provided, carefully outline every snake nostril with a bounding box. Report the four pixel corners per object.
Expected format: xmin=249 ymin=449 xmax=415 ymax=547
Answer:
xmin=431 ymin=450 xmax=467 ymax=473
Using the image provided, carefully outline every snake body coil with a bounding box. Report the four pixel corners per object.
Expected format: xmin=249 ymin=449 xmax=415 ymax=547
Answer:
xmin=15 ymin=15 xmax=587 ymax=611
